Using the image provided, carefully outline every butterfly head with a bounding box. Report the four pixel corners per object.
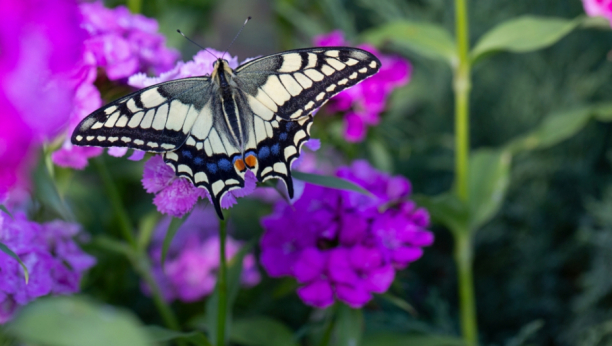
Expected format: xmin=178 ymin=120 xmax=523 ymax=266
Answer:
xmin=212 ymin=58 xmax=234 ymax=76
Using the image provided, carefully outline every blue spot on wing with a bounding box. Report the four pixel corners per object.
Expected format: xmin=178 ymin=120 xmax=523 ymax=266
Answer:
xmin=271 ymin=144 xmax=280 ymax=155
xmin=182 ymin=150 xmax=193 ymax=159
xmin=259 ymin=146 xmax=270 ymax=159
xmin=194 ymin=157 xmax=204 ymax=165
xmin=279 ymin=133 xmax=288 ymax=141
xmin=285 ymin=122 xmax=295 ymax=131
xmin=218 ymin=158 xmax=232 ymax=171
xmin=207 ymin=163 xmax=218 ymax=174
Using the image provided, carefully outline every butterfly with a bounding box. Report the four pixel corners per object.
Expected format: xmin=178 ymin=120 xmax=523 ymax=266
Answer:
xmin=71 ymin=46 xmax=381 ymax=219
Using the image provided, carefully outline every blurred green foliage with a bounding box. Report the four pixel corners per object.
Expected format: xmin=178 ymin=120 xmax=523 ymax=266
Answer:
xmin=6 ymin=0 xmax=612 ymax=345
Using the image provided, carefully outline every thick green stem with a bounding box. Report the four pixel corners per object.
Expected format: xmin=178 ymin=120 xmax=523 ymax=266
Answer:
xmin=453 ymin=0 xmax=478 ymax=344
xmin=94 ymin=157 xmax=137 ymax=248
xmin=454 ymin=0 xmax=471 ymax=203
xmin=455 ymin=234 xmax=477 ymax=345
xmin=217 ymin=218 xmax=228 ymax=346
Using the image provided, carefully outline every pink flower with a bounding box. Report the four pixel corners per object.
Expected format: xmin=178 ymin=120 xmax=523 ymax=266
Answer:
xmin=0 ymin=0 xmax=85 ymax=193
xmin=313 ymin=31 xmax=412 ymax=142
xmin=583 ymin=0 xmax=612 ymax=22
xmin=141 ymin=155 xmax=256 ymax=218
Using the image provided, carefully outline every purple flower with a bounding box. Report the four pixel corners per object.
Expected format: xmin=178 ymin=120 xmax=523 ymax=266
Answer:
xmin=0 ymin=212 xmax=96 ymax=323
xmin=80 ymin=1 xmax=179 ymax=80
xmin=313 ymin=31 xmax=412 ymax=142
xmin=143 ymin=207 xmax=260 ymax=302
xmin=141 ymin=155 xmax=256 ymax=218
xmin=0 ymin=0 xmax=85 ymax=193
xmin=52 ymin=2 xmax=179 ymax=169
xmin=260 ymin=160 xmax=432 ymax=308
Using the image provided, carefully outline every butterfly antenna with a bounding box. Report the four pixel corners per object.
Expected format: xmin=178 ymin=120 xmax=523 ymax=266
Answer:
xmin=177 ymin=29 xmax=218 ymax=59
xmin=222 ymin=16 xmax=252 ymax=60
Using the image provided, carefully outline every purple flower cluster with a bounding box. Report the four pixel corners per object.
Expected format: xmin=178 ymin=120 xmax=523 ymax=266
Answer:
xmin=0 ymin=212 xmax=96 ymax=323
xmin=144 ymin=207 xmax=260 ymax=302
xmin=52 ymin=1 xmax=179 ymax=169
xmin=260 ymin=160 xmax=433 ymax=308
xmin=314 ymin=31 xmax=412 ymax=143
xmin=142 ymin=155 xmax=256 ymax=218
xmin=0 ymin=0 xmax=85 ymax=194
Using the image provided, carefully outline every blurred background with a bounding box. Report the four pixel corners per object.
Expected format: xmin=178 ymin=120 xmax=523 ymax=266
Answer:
xmin=5 ymin=0 xmax=612 ymax=345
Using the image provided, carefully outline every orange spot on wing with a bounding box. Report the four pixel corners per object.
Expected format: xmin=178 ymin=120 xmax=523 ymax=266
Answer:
xmin=245 ymin=155 xmax=257 ymax=168
xmin=234 ymin=158 xmax=246 ymax=172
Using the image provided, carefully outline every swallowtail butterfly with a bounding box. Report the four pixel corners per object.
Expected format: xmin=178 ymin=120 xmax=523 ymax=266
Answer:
xmin=71 ymin=46 xmax=381 ymax=219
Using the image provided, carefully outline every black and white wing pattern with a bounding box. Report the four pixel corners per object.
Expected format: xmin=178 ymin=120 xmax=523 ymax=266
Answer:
xmin=71 ymin=78 xmax=212 ymax=152
xmin=72 ymin=46 xmax=380 ymax=219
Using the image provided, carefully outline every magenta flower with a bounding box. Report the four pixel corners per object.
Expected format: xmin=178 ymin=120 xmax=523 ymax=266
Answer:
xmin=314 ymin=31 xmax=412 ymax=142
xmin=260 ymin=160 xmax=433 ymax=308
xmin=0 ymin=0 xmax=85 ymax=193
xmin=144 ymin=207 xmax=260 ymax=302
xmin=583 ymin=0 xmax=612 ymax=23
xmin=142 ymin=155 xmax=256 ymax=218
xmin=53 ymin=2 xmax=179 ymax=169
xmin=0 ymin=211 xmax=96 ymax=323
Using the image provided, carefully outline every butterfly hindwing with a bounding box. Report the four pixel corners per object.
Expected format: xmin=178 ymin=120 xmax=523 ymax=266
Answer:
xmin=71 ymin=77 xmax=212 ymax=152
xmin=234 ymin=47 xmax=380 ymax=120
xmin=254 ymin=115 xmax=313 ymax=197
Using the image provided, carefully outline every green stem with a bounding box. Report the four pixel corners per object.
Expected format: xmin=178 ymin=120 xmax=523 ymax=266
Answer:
xmin=94 ymin=157 xmax=137 ymax=248
xmin=454 ymin=0 xmax=471 ymax=203
xmin=318 ymin=305 xmax=337 ymax=346
xmin=453 ymin=0 xmax=478 ymax=344
xmin=127 ymin=0 xmax=142 ymax=13
xmin=455 ymin=234 xmax=477 ymax=345
xmin=135 ymin=257 xmax=182 ymax=332
xmin=217 ymin=218 xmax=228 ymax=346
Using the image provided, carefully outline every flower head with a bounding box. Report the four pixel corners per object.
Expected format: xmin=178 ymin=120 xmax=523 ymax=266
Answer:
xmin=0 ymin=0 xmax=85 ymax=193
xmin=0 ymin=212 xmax=96 ymax=323
xmin=141 ymin=155 xmax=257 ymax=218
xmin=260 ymin=160 xmax=432 ymax=308
xmin=314 ymin=31 xmax=412 ymax=142
xmin=583 ymin=0 xmax=612 ymax=23
xmin=144 ymin=207 xmax=260 ymax=302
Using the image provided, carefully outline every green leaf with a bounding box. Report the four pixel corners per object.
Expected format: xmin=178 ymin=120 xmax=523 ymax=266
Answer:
xmin=7 ymin=296 xmax=150 ymax=346
xmin=414 ymin=193 xmax=469 ymax=236
xmin=379 ymin=293 xmax=417 ymax=316
xmin=468 ymin=149 xmax=512 ymax=231
xmin=161 ymin=213 xmax=190 ymax=268
xmin=293 ymin=171 xmax=372 ymax=196
xmin=367 ymin=139 xmax=394 ymax=173
xmin=505 ymin=107 xmax=592 ymax=154
xmin=146 ymin=325 xmax=213 ymax=346
xmin=33 ymin=157 xmax=74 ymax=221
xmin=362 ymin=333 xmax=464 ymax=346
xmin=0 ymin=204 xmax=13 ymax=219
xmin=0 ymin=242 xmax=29 ymax=284
xmin=472 ymin=16 xmax=582 ymax=61
xmin=592 ymin=102 xmax=612 ymax=122
xmin=361 ymin=20 xmax=456 ymax=64
xmin=230 ymin=316 xmax=298 ymax=346
xmin=335 ymin=304 xmax=363 ymax=346
xmin=205 ymin=242 xmax=253 ymax=344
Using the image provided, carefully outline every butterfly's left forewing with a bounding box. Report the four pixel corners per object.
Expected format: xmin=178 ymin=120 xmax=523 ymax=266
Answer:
xmin=71 ymin=77 xmax=213 ymax=152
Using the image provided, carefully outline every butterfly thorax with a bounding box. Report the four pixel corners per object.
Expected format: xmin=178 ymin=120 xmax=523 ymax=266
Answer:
xmin=211 ymin=59 xmax=246 ymax=158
